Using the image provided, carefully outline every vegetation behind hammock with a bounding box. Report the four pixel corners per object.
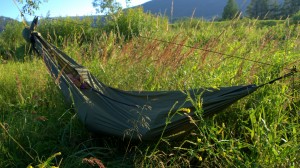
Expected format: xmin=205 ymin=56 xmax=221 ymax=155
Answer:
xmin=0 ymin=8 xmax=300 ymax=167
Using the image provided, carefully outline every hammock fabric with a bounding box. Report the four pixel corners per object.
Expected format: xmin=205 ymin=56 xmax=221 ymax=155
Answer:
xmin=23 ymin=17 xmax=258 ymax=141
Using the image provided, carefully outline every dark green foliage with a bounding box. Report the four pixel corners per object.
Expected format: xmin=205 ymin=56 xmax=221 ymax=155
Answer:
xmin=246 ymin=0 xmax=300 ymax=20
xmin=222 ymin=0 xmax=240 ymax=20
xmin=268 ymin=0 xmax=281 ymax=19
xmin=0 ymin=16 xmax=14 ymax=32
xmin=0 ymin=16 xmax=98 ymax=60
xmin=291 ymin=10 xmax=300 ymax=23
xmin=247 ymin=0 xmax=271 ymax=19
xmin=256 ymin=20 xmax=282 ymax=28
xmin=0 ymin=20 xmax=27 ymax=60
xmin=282 ymin=0 xmax=300 ymax=18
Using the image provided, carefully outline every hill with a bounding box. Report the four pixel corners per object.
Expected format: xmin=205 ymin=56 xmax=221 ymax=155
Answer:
xmin=139 ymin=0 xmax=284 ymax=20
xmin=0 ymin=16 xmax=15 ymax=32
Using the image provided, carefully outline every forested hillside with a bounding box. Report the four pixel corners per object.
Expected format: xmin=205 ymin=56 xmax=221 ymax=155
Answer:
xmin=140 ymin=0 xmax=251 ymax=19
xmin=0 ymin=16 xmax=14 ymax=32
xmin=139 ymin=0 xmax=300 ymax=20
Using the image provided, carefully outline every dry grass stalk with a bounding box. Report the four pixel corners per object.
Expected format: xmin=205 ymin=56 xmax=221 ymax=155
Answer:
xmin=15 ymin=74 xmax=24 ymax=103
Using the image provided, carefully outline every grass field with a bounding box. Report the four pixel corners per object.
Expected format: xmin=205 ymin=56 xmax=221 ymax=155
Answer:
xmin=0 ymin=13 xmax=300 ymax=167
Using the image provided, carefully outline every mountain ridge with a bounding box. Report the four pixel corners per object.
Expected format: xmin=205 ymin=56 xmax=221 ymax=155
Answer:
xmin=0 ymin=16 xmax=15 ymax=32
xmin=138 ymin=0 xmax=284 ymax=20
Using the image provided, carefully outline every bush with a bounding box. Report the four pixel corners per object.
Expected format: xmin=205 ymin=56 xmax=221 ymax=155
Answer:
xmin=256 ymin=20 xmax=280 ymax=28
xmin=38 ymin=17 xmax=94 ymax=46
xmin=292 ymin=10 xmax=300 ymax=24
xmin=0 ymin=20 xmax=26 ymax=60
xmin=103 ymin=7 xmax=168 ymax=40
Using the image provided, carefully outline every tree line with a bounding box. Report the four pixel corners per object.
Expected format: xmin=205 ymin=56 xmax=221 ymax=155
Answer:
xmin=11 ymin=0 xmax=300 ymax=22
xmin=223 ymin=0 xmax=300 ymax=20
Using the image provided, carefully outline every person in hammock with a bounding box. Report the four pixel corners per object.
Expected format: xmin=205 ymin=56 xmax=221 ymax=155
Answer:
xmin=66 ymin=73 xmax=89 ymax=89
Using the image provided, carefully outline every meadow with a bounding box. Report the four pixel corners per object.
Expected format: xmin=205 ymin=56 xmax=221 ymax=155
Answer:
xmin=0 ymin=8 xmax=300 ymax=167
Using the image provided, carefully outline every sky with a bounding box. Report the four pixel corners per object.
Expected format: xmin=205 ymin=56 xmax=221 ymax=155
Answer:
xmin=0 ymin=0 xmax=151 ymax=20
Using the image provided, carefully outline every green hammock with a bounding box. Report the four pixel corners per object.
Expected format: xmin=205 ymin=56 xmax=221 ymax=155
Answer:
xmin=23 ymin=17 xmax=263 ymax=141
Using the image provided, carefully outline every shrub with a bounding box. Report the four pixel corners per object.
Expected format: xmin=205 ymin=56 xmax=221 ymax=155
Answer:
xmin=0 ymin=20 xmax=26 ymax=60
xmin=38 ymin=17 xmax=94 ymax=46
xmin=292 ymin=10 xmax=300 ymax=24
xmin=256 ymin=20 xmax=280 ymax=28
xmin=103 ymin=7 xmax=168 ymax=40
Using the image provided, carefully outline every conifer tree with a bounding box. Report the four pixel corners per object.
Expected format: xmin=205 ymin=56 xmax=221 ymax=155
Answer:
xmin=269 ymin=0 xmax=281 ymax=19
xmin=247 ymin=0 xmax=272 ymax=19
xmin=222 ymin=0 xmax=240 ymax=20
xmin=282 ymin=0 xmax=300 ymax=17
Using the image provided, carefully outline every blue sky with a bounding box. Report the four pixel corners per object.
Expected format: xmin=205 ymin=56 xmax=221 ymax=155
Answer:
xmin=1 ymin=0 xmax=151 ymax=20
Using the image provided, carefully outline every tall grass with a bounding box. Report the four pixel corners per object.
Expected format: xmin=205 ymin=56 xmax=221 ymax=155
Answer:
xmin=0 ymin=9 xmax=300 ymax=167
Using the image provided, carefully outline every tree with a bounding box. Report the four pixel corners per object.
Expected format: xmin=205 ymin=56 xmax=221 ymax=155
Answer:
xmin=92 ymin=0 xmax=120 ymax=14
xmin=92 ymin=0 xmax=131 ymax=14
xmin=282 ymin=0 xmax=300 ymax=18
xmin=292 ymin=10 xmax=300 ymax=23
xmin=246 ymin=0 xmax=271 ymax=19
xmin=15 ymin=0 xmax=45 ymax=15
xmin=268 ymin=0 xmax=281 ymax=19
xmin=222 ymin=0 xmax=240 ymax=20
